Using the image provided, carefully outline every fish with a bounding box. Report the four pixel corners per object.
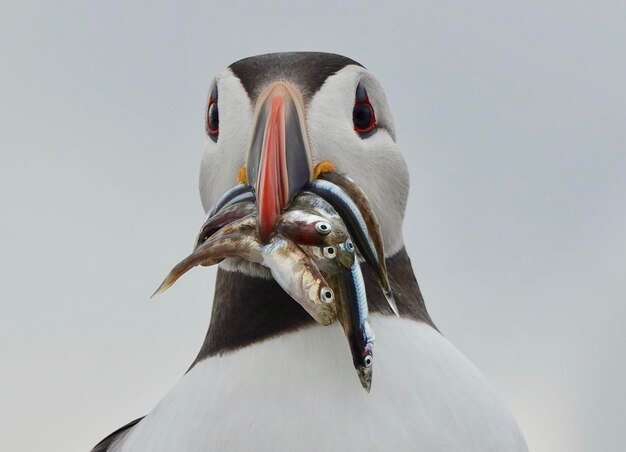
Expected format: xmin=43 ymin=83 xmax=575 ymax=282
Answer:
xmin=287 ymin=191 xmax=345 ymax=223
xmin=302 ymin=239 xmax=356 ymax=274
xmin=262 ymin=236 xmax=336 ymax=325
xmin=153 ymin=220 xmax=261 ymax=296
xmin=303 ymin=239 xmax=375 ymax=392
xmin=153 ymin=215 xmax=337 ymax=325
xmin=276 ymin=209 xmax=348 ymax=246
xmin=196 ymin=205 xmax=347 ymax=254
xmin=203 ymin=183 xmax=255 ymax=220
xmin=194 ymin=201 xmax=256 ymax=251
xmin=196 ymin=192 xmax=348 ymax=251
xmin=333 ymin=256 xmax=375 ymax=392
xmin=306 ymin=178 xmax=398 ymax=316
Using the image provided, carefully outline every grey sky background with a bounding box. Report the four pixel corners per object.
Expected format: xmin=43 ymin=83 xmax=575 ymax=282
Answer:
xmin=1 ymin=1 xmax=624 ymax=451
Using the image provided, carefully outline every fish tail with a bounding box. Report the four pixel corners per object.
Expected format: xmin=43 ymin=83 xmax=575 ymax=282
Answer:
xmin=150 ymin=274 xmax=178 ymax=299
xmin=382 ymin=284 xmax=399 ymax=317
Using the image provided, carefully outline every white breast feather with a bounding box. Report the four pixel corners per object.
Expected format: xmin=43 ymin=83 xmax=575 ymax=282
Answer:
xmin=112 ymin=315 xmax=527 ymax=452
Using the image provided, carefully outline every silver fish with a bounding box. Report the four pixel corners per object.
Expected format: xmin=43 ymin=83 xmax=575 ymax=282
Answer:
xmin=304 ymin=239 xmax=375 ymax=392
xmin=153 ymin=216 xmax=337 ymax=325
xmin=331 ymin=263 xmax=375 ymax=391
xmin=307 ymin=178 xmax=398 ymax=317
xmin=262 ymin=236 xmax=336 ymax=325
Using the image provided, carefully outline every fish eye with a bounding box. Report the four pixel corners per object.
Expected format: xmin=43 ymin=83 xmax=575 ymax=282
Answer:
xmin=315 ymin=221 xmax=331 ymax=235
xmin=320 ymin=287 xmax=334 ymax=304
xmin=206 ymin=85 xmax=219 ymax=141
xmin=353 ymin=82 xmax=376 ymax=137
xmin=363 ymin=354 xmax=373 ymax=367
xmin=345 ymin=239 xmax=355 ymax=252
xmin=323 ymin=246 xmax=336 ymax=259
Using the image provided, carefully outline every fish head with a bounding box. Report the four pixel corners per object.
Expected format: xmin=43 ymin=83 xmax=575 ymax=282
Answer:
xmin=336 ymin=239 xmax=357 ymax=268
xmin=276 ymin=210 xmax=348 ymax=247
xmin=355 ymin=342 xmax=374 ymax=393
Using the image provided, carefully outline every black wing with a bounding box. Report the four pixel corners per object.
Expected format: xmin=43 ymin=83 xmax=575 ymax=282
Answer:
xmin=90 ymin=416 xmax=144 ymax=452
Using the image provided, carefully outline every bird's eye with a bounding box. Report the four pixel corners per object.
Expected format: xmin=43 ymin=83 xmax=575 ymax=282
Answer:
xmin=206 ymin=85 xmax=219 ymax=141
xmin=320 ymin=287 xmax=335 ymax=304
xmin=353 ymin=82 xmax=376 ymax=136
xmin=363 ymin=354 xmax=373 ymax=367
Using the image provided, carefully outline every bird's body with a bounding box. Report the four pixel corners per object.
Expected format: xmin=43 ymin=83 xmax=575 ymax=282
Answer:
xmin=93 ymin=52 xmax=528 ymax=451
xmin=107 ymin=314 xmax=524 ymax=452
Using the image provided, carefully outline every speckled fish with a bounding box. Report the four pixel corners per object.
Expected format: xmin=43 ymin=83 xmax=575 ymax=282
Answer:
xmin=306 ymin=177 xmax=398 ymax=317
xmin=153 ymin=216 xmax=337 ymax=325
xmin=262 ymin=236 xmax=336 ymax=325
xmin=304 ymin=239 xmax=375 ymax=391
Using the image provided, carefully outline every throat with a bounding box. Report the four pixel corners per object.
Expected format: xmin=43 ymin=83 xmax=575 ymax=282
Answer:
xmin=189 ymin=247 xmax=434 ymax=368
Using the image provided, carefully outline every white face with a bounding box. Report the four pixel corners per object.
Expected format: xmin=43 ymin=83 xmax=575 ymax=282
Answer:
xmin=199 ymin=65 xmax=409 ymax=257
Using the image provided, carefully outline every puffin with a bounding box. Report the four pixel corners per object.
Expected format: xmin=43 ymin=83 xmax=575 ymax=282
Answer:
xmin=92 ymin=52 xmax=528 ymax=452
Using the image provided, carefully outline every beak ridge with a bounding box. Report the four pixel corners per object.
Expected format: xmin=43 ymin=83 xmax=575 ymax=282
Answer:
xmin=246 ymin=82 xmax=312 ymax=243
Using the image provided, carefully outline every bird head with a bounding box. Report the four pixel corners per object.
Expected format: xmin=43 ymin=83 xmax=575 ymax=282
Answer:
xmin=199 ymin=52 xmax=409 ymax=274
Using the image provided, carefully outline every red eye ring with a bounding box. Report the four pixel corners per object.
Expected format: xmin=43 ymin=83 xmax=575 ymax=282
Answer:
xmin=206 ymin=96 xmax=219 ymax=137
xmin=353 ymin=83 xmax=377 ymax=136
xmin=353 ymin=97 xmax=377 ymax=134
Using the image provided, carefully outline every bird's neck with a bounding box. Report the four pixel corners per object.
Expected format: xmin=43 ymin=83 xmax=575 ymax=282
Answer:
xmin=189 ymin=247 xmax=434 ymax=369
